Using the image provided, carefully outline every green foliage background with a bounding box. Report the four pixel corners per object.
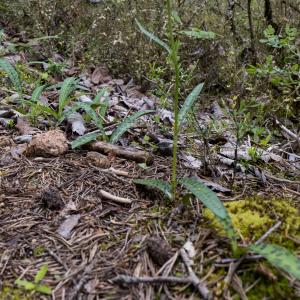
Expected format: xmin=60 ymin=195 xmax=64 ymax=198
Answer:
xmin=1 ymin=0 xmax=299 ymax=89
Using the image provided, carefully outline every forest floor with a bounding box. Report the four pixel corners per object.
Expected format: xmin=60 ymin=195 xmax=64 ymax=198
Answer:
xmin=0 ymin=31 xmax=300 ymax=300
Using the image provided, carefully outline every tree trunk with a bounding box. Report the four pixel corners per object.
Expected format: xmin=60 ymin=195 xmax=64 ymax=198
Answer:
xmin=247 ymin=0 xmax=256 ymax=64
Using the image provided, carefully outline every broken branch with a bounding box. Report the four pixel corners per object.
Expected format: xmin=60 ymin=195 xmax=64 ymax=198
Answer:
xmin=112 ymin=275 xmax=191 ymax=285
xmin=88 ymin=141 xmax=153 ymax=164
xmin=180 ymin=248 xmax=211 ymax=299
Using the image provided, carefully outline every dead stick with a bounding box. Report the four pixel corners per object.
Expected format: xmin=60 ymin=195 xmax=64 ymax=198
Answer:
xmin=180 ymin=249 xmax=211 ymax=300
xmin=112 ymin=275 xmax=191 ymax=285
xmin=88 ymin=141 xmax=153 ymax=164
xmin=254 ymin=221 xmax=282 ymax=245
xmin=99 ymin=190 xmax=132 ymax=204
xmin=275 ymin=119 xmax=300 ymax=142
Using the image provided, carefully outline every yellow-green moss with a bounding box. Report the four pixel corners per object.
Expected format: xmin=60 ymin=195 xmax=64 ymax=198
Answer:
xmin=0 ymin=286 xmax=31 ymax=300
xmin=203 ymin=197 xmax=300 ymax=248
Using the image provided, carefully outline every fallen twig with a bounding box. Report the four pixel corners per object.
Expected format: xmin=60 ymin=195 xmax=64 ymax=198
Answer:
xmin=254 ymin=221 xmax=282 ymax=245
xmin=264 ymin=172 xmax=300 ymax=185
xmin=216 ymin=255 xmax=263 ymax=265
xmin=99 ymin=189 xmax=132 ymax=204
xmin=109 ymin=167 xmax=130 ymax=177
xmin=88 ymin=141 xmax=153 ymax=163
xmin=112 ymin=275 xmax=191 ymax=285
xmin=180 ymin=248 xmax=211 ymax=300
xmin=275 ymin=119 xmax=300 ymax=143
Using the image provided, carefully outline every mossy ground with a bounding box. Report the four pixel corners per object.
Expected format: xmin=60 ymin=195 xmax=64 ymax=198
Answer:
xmin=204 ymin=197 xmax=299 ymax=247
xmin=204 ymin=197 xmax=300 ymax=299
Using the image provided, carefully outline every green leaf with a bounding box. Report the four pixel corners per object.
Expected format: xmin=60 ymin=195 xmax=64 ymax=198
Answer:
xmin=250 ymin=243 xmax=300 ymax=280
xmin=136 ymin=19 xmax=171 ymax=53
xmin=84 ymin=104 xmax=104 ymax=130
xmin=71 ymin=130 xmax=101 ymax=149
xmin=178 ymin=83 xmax=204 ymax=126
xmin=34 ymin=264 xmax=48 ymax=283
xmin=110 ymin=110 xmax=154 ymax=144
xmin=180 ymin=29 xmax=216 ymax=39
xmin=58 ymin=77 xmax=78 ymax=117
xmin=98 ymin=97 xmax=109 ymax=126
xmin=0 ymin=58 xmax=22 ymax=96
xmin=180 ymin=177 xmax=237 ymax=251
xmin=35 ymin=284 xmax=52 ymax=295
xmin=134 ymin=178 xmax=172 ymax=200
xmin=38 ymin=104 xmax=58 ymax=119
xmin=15 ymin=279 xmax=35 ymax=290
xmin=31 ymin=85 xmax=45 ymax=103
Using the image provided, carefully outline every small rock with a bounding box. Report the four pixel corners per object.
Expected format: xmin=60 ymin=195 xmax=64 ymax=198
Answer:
xmin=86 ymin=151 xmax=110 ymax=168
xmin=146 ymin=237 xmax=173 ymax=266
xmin=41 ymin=187 xmax=64 ymax=210
xmin=25 ymin=130 xmax=68 ymax=157
xmin=14 ymin=135 xmax=33 ymax=143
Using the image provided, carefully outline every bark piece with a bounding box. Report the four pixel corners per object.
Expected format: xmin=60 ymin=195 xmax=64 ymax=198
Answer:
xmin=86 ymin=151 xmax=110 ymax=168
xmin=88 ymin=141 xmax=153 ymax=164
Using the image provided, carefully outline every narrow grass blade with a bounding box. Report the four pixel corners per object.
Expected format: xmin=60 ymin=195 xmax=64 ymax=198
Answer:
xmin=134 ymin=178 xmax=172 ymax=200
xmin=31 ymin=85 xmax=45 ymax=103
xmin=38 ymin=104 xmax=58 ymax=119
xmin=110 ymin=110 xmax=154 ymax=144
xmin=0 ymin=58 xmax=22 ymax=96
xmin=136 ymin=19 xmax=171 ymax=53
xmin=178 ymin=83 xmax=204 ymax=126
xmin=180 ymin=177 xmax=237 ymax=251
xmin=71 ymin=130 xmax=101 ymax=149
xmin=58 ymin=77 xmax=78 ymax=116
xmin=250 ymin=243 xmax=300 ymax=280
xmin=34 ymin=265 xmax=48 ymax=284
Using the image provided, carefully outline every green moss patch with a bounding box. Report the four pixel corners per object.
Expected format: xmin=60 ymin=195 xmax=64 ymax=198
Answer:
xmin=204 ymin=197 xmax=300 ymax=248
